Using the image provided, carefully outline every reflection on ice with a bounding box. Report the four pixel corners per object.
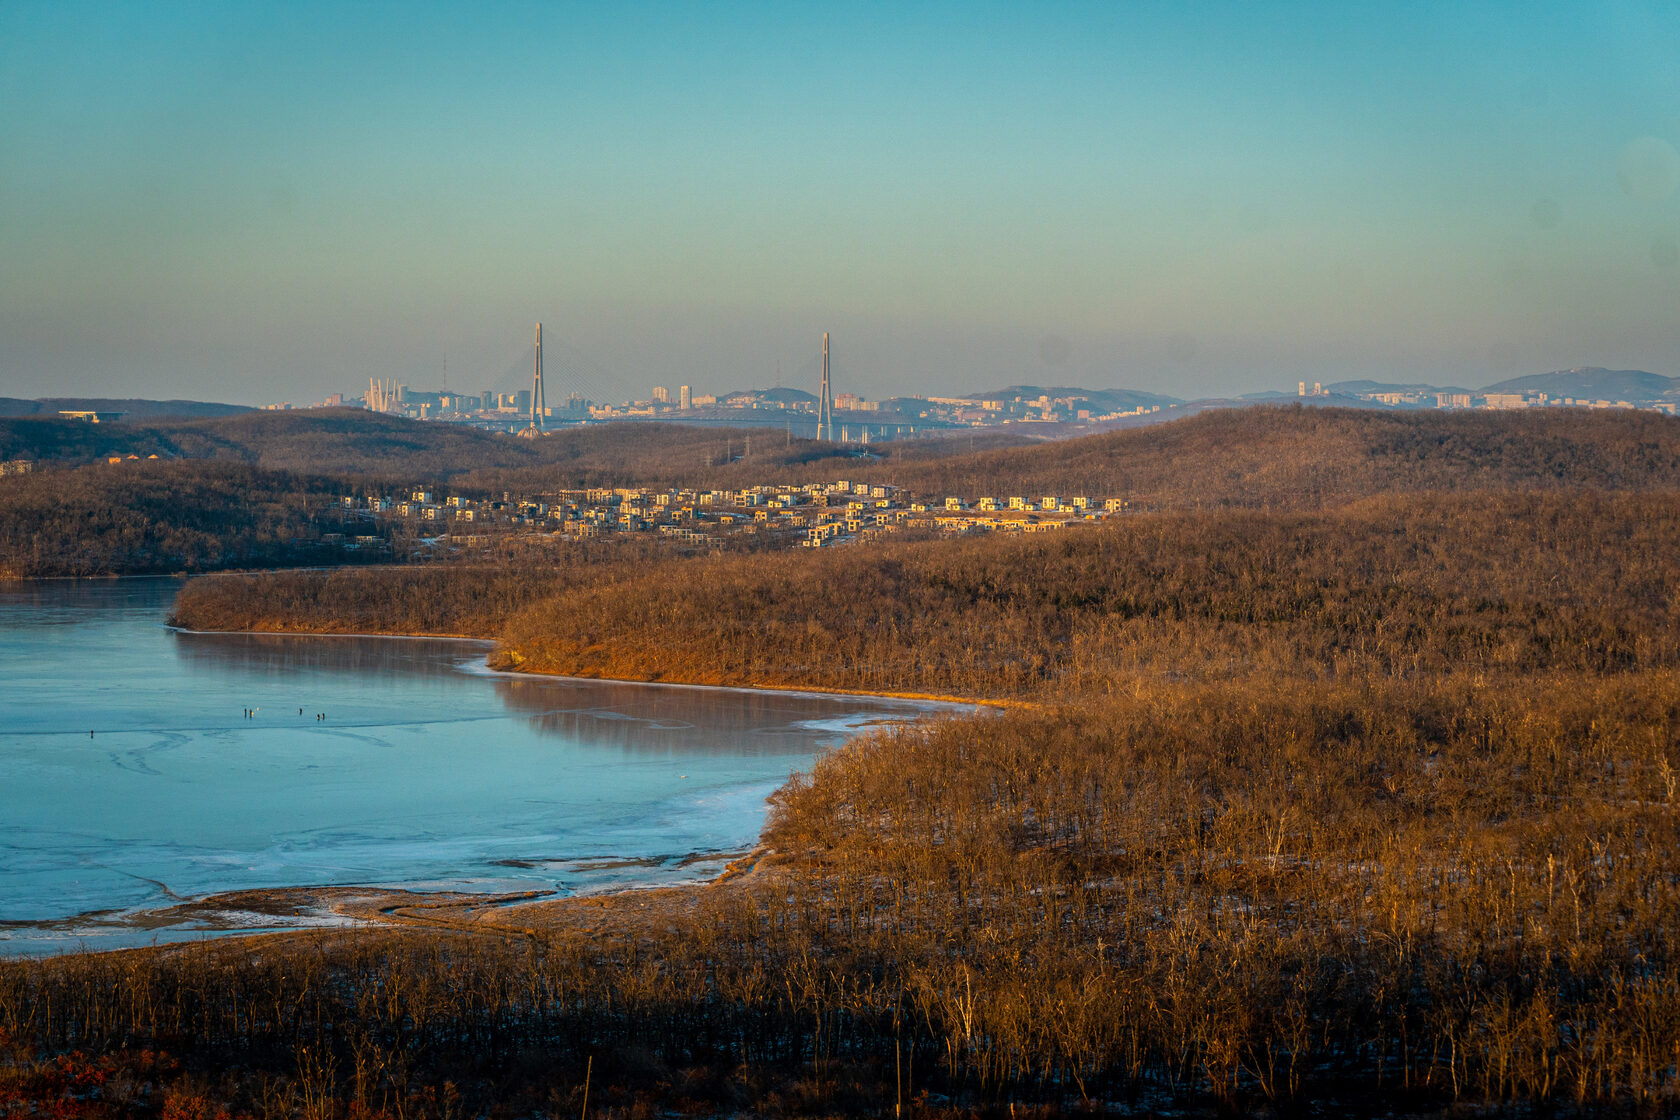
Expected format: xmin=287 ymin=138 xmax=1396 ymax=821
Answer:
xmin=173 ymin=629 xmax=488 ymax=682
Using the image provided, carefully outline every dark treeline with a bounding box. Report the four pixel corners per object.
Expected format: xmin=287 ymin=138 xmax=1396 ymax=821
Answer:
xmin=0 ymin=417 xmax=190 ymax=465
xmin=3 ymin=677 xmax=1677 ymax=1116
xmin=0 ymin=461 xmax=374 ymax=578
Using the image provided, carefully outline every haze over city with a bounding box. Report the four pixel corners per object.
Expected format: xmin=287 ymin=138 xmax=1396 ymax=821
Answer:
xmin=5 ymin=1 xmax=1680 ymax=405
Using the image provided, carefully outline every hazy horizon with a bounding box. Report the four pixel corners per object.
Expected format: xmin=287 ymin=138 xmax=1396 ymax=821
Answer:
xmin=5 ymin=2 xmax=1680 ymax=406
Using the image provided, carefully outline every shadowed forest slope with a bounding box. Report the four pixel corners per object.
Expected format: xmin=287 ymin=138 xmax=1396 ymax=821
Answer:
xmin=0 ymin=410 xmax=546 ymax=477
xmin=0 ymin=411 xmax=879 ymax=483
xmin=0 ymin=461 xmax=359 ymax=577
xmin=0 ymin=397 xmax=250 ymax=420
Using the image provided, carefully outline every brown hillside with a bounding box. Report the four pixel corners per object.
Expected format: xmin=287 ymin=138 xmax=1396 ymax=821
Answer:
xmin=471 ymin=489 xmax=1680 ymax=695
xmin=847 ymin=404 xmax=1680 ymax=507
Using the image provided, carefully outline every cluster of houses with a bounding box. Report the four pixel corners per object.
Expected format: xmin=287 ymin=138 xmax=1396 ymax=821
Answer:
xmin=332 ymin=480 xmax=1135 ymax=555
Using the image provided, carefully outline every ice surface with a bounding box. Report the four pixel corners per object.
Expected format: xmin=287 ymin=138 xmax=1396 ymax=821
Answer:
xmin=0 ymin=578 xmax=965 ymax=954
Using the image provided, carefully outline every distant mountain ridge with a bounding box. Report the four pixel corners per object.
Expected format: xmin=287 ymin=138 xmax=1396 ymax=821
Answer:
xmin=974 ymin=385 xmax=1183 ymax=411
xmin=0 ymin=397 xmax=251 ymax=420
xmin=722 ymin=387 xmax=818 ymax=405
xmin=1327 ymin=379 xmax=1475 ymax=397
xmin=1272 ymin=370 xmax=1678 ymax=405
xmin=1480 ymin=367 xmax=1680 ymax=401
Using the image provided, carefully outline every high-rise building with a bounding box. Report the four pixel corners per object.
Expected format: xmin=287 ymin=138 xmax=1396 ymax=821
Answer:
xmin=679 ymin=384 xmax=692 ymax=410
xmin=652 ymin=386 xmax=669 ymax=404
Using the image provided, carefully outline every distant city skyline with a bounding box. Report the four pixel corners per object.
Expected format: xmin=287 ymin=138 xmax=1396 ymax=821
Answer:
xmin=4 ymin=2 xmax=1680 ymax=405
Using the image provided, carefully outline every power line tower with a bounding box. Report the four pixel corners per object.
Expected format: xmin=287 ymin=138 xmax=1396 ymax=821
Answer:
xmin=818 ymin=332 xmax=834 ymax=441
xmin=529 ymin=323 xmax=547 ymax=433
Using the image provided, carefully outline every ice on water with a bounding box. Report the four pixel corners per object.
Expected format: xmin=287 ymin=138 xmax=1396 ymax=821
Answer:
xmin=0 ymin=579 xmax=953 ymax=954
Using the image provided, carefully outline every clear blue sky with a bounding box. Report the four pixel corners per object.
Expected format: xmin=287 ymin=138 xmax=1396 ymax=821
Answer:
xmin=3 ymin=1 xmax=1679 ymax=404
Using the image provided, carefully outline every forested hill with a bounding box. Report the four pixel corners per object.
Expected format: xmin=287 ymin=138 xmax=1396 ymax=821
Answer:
xmin=849 ymin=405 xmax=1680 ymax=507
xmin=0 ymin=460 xmax=354 ymax=577
xmin=1481 ymin=367 xmax=1680 ymax=401
xmin=0 ymin=410 xmax=538 ymax=476
xmin=0 ymin=397 xmax=251 ymax=420
xmin=0 ymin=410 xmax=864 ymax=481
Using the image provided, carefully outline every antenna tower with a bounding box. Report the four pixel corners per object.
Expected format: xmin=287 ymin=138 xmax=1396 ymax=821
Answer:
xmin=818 ymin=332 xmax=834 ymax=441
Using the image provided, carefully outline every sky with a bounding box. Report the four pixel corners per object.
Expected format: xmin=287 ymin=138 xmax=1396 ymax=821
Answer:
xmin=3 ymin=1 xmax=1680 ymax=405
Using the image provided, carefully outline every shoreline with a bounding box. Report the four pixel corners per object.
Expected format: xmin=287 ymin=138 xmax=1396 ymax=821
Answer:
xmin=1 ymin=566 xmax=396 ymax=585
xmin=169 ymin=621 xmax=1010 ymax=709
xmin=1 ymin=849 xmax=778 ymax=961
xmin=166 ymin=623 xmax=498 ymax=644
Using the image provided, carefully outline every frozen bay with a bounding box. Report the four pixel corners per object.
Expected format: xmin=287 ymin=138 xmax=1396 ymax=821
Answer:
xmin=0 ymin=578 xmax=949 ymax=954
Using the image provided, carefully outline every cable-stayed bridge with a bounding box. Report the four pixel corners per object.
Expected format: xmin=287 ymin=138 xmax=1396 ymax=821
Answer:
xmin=430 ymin=329 xmax=959 ymax=442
